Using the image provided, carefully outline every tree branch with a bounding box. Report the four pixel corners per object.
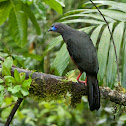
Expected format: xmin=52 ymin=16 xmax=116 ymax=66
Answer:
xmin=4 ymin=98 xmax=23 ymax=126
xmin=0 ymin=65 xmax=126 ymax=106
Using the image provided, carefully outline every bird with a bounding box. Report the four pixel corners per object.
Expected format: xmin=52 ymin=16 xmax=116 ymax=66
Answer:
xmin=48 ymin=22 xmax=100 ymax=111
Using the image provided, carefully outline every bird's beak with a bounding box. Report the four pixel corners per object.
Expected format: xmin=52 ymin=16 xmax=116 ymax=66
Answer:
xmin=48 ymin=28 xmax=52 ymax=32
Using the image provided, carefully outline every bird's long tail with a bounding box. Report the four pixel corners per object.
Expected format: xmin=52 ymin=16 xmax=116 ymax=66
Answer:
xmin=87 ymin=74 xmax=100 ymax=111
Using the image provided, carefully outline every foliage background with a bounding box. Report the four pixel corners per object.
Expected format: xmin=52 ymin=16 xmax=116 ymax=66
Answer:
xmin=0 ymin=0 xmax=126 ymax=126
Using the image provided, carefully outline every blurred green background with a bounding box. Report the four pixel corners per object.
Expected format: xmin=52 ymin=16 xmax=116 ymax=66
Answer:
xmin=0 ymin=0 xmax=126 ymax=125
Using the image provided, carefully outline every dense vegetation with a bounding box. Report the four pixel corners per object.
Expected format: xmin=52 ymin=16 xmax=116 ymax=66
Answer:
xmin=0 ymin=0 xmax=126 ymax=125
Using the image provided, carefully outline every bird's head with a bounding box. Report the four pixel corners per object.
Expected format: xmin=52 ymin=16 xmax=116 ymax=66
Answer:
xmin=48 ymin=22 xmax=68 ymax=34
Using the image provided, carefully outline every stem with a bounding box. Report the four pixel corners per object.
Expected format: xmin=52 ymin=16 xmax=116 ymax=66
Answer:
xmin=4 ymin=98 xmax=23 ymax=126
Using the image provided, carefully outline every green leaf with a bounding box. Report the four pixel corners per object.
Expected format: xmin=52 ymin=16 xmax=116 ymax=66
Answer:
xmin=2 ymin=65 xmax=11 ymax=76
xmin=0 ymin=1 xmax=12 ymax=25
xmin=122 ymin=31 xmax=126 ymax=88
xmin=60 ymin=14 xmax=115 ymax=23
xmin=20 ymin=0 xmax=33 ymax=5
xmin=9 ymin=2 xmax=28 ymax=47
xmin=0 ymin=85 xmax=4 ymax=91
xmin=14 ymin=92 xmax=23 ymax=98
xmin=51 ymin=44 xmax=70 ymax=76
xmin=22 ymin=4 xmax=41 ymax=35
xmin=33 ymin=1 xmax=46 ymax=20
xmin=4 ymin=76 xmax=15 ymax=83
xmin=62 ymin=19 xmax=105 ymax=25
xmin=81 ymin=9 xmax=126 ymax=22
xmin=14 ymin=69 xmax=21 ymax=83
xmin=13 ymin=55 xmax=25 ymax=61
xmin=3 ymin=57 xmax=13 ymax=70
xmin=42 ymin=36 xmax=62 ymax=59
xmin=0 ymin=93 xmax=4 ymax=105
xmin=24 ymin=54 xmax=41 ymax=61
xmin=9 ymin=85 xmax=21 ymax=94
xmin=97 ymin=23 xmax=114 ymax=84
xmin=0 ymin=0 xmax=7 ymax=2
xmin=79 ymin=26 xmax=95 ymax=33
xmin=0 ymin=79 xmax=4 ymax=83
xmin=86 ymin=1 xmax=126 ymax=13
xmin=43 ymin=0 xmax=63 ymax=15
xmin=22 ymin=79 xmax=32 ymax=88
xmin=91 ymin=24 xmax=103 ymax=46
xmin=20 ymin=72 xmax=26 ymax=82
xmin=21 ymin=87 xmax=29 ymax=96
xmin=106 ymin=22 xmax=124 ymax=87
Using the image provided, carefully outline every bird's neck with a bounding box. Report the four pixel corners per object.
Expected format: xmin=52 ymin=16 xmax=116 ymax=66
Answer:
xmin=61 ymin=28 xmax=74 ymax=42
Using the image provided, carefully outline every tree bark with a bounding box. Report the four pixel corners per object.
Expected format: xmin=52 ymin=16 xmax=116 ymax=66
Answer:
xmin=1 ymin=65 xmax=126 ymax=106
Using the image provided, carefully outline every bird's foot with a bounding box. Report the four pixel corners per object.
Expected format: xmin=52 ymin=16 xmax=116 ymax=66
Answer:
xmin=78 ymin=80 xmax=87 ymax=86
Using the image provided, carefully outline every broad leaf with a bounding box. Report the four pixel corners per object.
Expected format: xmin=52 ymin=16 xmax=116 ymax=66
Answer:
xmin=86 ymin=1 xmax=126 ymax=13
xmin=21 ymin=87 xmax=29 ymax=96
xmin=91 ymin=24 xmax=103 ymax=46
xmin=0 ymin=79 xmax=4 ymax=83
xmin=60 ymin=14 xmax=115 ymax=23
xmin=106 ymin=22 xmax=124 ymax=87
xmin=43 ymin=0 xmax=63 ymax=15
xmin=51 ymin=44 xmax=70 ymax=76
xmin=42 ymin=36 xmax=62 ymax=59
xmin=23 ymin=4 xmax=41 ymax=35
xmin=97 ymin=23 xmax=114 ymax=84
xmin=9 ymin=2 xmax=28 ymax=47
xmin=14 ymin=69 xmax=21 ymax=83
xmin=62 ymin=19 xmax=105 ymax=25
xmin=33 ymin=1 xmax=46 ymax=20
xmin=0 ymin=1 xmax=12 ymax=25
xmin=122 ymin=31 xmax=126 ymax=88
xmin=0 ymin=85 xmax=4 ymax=91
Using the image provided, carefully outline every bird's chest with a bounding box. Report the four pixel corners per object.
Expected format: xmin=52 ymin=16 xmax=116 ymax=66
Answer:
xmin=66 ymin=39 xmax=83 ymax=64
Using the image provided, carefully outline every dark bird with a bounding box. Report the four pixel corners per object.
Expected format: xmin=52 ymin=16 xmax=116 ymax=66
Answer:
xmin=48 ymin=22 xmax=100 ymax=111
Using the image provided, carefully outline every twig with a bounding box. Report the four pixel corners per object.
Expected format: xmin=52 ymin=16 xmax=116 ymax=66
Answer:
xmin=4 ymin=98 xmax=23 ymax=126
xmin=0 ymin=56 xmax=4 ymax=62
xmin=89 ymin=0 xmax=120 ymax=84
xmin=0 ymin=102 xmax=16 ymax=110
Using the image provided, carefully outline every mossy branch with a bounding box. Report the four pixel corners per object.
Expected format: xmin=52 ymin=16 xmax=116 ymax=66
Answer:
xmin=1 ymin=65 xmax=126 ymax=106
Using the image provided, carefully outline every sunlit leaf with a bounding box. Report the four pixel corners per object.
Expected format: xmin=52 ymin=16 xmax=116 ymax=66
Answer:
xmin=51 ymin=44 xmax=70 ymax=76
xmin=85 ymin=1 xmax=126 ymax=13
xmin=22 ymin=79 xmax=32 ymax=88
xmin=33 ymin=1 xmax=46 ymax=20
xmin=81 ymin=9 xmax=126 ymax=21
xmin=14 ymin=69 xmax=21 ymax=83
xmin=106 ymin=22 xmax=124 ymax=87
xmin=4 ymin=76 xmax=16 ymax=83
xmin=43 ymin=0 xmax=63 ymax=14
xmin=62 ymin=19 xmax=105 ymax=25
xmin=0 ymin=79 xmax=4 ymax=83
xmin=121 ymin=28 xmax=126 ymax=88
xmin=60 ymin=14 xmax=115 ymax=23
xmin=91 ymin=24 xmax=103 ymax=46
xmin=42 ymin=36 xmax=62 ymax=59
xmin=97 ymin=23 xmax=114 ymax=84
xmin=21 ymin=87 xmax=29 ymax=96
xmin=0 ymin=85 xmax=4 ymax=91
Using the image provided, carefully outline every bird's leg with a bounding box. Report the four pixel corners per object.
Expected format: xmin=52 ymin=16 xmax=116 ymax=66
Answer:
xmin=77 ymin=72 xmax=87 ymax=86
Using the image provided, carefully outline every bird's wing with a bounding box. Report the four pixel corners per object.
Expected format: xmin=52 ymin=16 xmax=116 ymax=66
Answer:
xmin=66 ymin=32 xmax=99 ymax=74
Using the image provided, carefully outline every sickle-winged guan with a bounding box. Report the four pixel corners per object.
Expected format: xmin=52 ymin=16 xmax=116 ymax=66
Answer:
xmin=48 ymin=22 xmax=100 ymax=111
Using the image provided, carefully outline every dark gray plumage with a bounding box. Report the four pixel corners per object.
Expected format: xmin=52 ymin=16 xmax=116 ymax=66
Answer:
xmin=48 ymin=22 xmax=100 ymax=111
